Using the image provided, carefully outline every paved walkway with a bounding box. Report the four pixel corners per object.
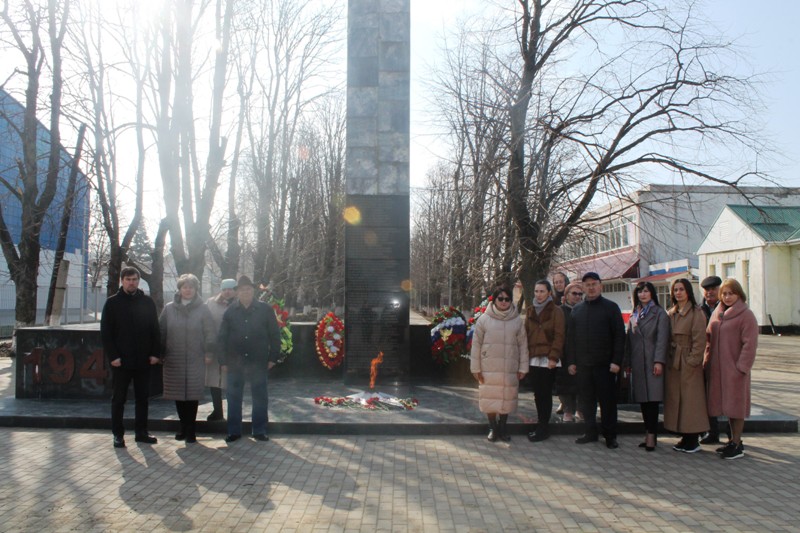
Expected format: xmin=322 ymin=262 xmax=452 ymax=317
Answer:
xmin=0 ymin=335 xmax=798 ymax=531
xmin=1 ymin=429 xmax=798 ymax=532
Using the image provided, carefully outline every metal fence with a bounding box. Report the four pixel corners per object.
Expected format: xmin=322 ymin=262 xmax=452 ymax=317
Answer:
xmin=0 ymin=285 xmax=104 ymax=337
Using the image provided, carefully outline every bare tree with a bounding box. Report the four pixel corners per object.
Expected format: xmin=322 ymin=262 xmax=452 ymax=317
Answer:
xmin=67 ymin=0 xmax=151 ymax=298
xmin=44 ymin=123 xmax=86 ymax=323
xmin=238 ymin=0 xmax=343 ymax=288
xmin=0 ymin=0 xmax=71 ymax=326
xmin=425 ymin=0 xmax=771 ymax=305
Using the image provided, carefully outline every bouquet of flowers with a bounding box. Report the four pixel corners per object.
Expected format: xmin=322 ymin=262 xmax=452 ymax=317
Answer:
xmin=267 ymin=296 xmax=293 ymax=363
xmin=314 ymin=395 xmax=419 ymax=411
xmin=316 ymin=312 xmax=345 ymax=370
xmin=466 ymin=296 xmax=492 ymax=353
xmin=430 ymin=306 xmax=468 ymax=365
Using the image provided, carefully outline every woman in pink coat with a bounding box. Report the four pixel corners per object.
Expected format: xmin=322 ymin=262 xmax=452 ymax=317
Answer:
xmin=704 ymin=278 xmax=758 ymax=460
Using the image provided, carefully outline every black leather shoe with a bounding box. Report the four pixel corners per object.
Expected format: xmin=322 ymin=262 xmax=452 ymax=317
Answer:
xmin=606 ymin=438 xmax=619 ymax=449
xmin=527 ymin=431 xmax=550 ymax=443
xmin=207 ymin=411 xmax=225 ymax=422
xmin=113 ymin=436 xmax=126 ymax=448
xmin=175 ymin=433 xmax=186 ymax=441
xmin=186 ymin=434 xmax=197 ymax=444
xmin=225 ymin=434 xmax=241 ymax=443
xmin=575 ymin=434 xmax=599 ymax=444
xmin=700 ymin=433 xmax=720 ymax=445
xmin=252 ymin=434 xmax=269 ymax=442
xmin=487 ymin=429 xmax=498 ymax=442
xmin=135 ymin=434 xmax=158 ymax=444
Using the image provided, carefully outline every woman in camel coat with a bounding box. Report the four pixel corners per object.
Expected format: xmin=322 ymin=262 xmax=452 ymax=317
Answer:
xmin=470 ymin=285 xmax=529 ymax=443
xmin=705 ymin=278 xmax=758 ymax=460
xmin=663 ymin=278 xmax=709 ymax=453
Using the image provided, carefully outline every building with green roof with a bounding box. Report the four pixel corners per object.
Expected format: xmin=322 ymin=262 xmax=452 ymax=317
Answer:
xmin=697 ymin=205 xmax=800 ymax=329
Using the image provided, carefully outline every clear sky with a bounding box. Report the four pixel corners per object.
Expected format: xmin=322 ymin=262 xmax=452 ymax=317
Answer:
xmin=409 ymin=0 xmax=800 ymax=189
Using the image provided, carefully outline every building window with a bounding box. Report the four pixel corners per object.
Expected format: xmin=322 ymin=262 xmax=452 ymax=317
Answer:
xmin=723 ymin=262 xmax=736 ymax=279
xmin=656 ymin=285 xmax=671 ymax=308
xmin=604 ymin=282 xmax=629 ymax=293
xmin=709 ymin=264 xmax=716 ymax=277
xmin=559 ymin=214 xmax=637 ymax=261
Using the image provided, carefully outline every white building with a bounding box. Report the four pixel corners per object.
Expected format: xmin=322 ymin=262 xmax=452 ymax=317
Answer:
xmin=697 ymin=205 xmax=800 ymax=329
xmin=553 ymin=184 xmax=800 ymax=313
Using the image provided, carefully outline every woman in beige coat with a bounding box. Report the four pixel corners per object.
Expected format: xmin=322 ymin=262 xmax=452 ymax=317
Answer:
xmin=205 ymin=279 xmax=236 ymax=421
xmin=664 ymin=278 xmax=709 ymax=454
xmin=470 ymin=285 xmax=529 ymax=442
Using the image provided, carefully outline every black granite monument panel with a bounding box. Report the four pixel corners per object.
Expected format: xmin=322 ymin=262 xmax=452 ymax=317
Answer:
xmin=345 ymin=227 xmax=410 ymax=260
xmin=344 ymin=196 xmax=410 ymax=382
xmin=344 ymin=194 xmax=408 ymax=227
xmin=346 ymin=260 xmax=409 ymax=291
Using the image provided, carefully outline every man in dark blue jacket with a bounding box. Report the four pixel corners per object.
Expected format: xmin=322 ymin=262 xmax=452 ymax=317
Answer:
xmin=218 ymin=275 xmax=281 ymax=442
xmin=101 ymin=266 xmax=161 ymax=448
xmin=566 ymin=272 xmax=625 ymax=449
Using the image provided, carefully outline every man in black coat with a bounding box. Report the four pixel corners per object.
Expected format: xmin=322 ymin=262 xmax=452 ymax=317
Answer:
xmin=566 ymin=272 xmax=626 ymax=449
xmin=101 ymin=266 xmax=161 ymax=448
xmin=218 ymin=275 xmax=281 ymax=443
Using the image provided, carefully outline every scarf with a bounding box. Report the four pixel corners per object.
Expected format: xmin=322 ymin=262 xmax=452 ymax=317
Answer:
xmin=533 ymin=295 xmax=552 ymax=315
xmin=630 ymin=300 xmax=654 ymax=329
xmin=491 ymin=302 xmax=513 ymax=319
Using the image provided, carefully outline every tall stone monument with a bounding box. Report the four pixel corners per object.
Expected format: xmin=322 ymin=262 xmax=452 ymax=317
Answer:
xmin=344 ymin=0 xmax=410 ymax=383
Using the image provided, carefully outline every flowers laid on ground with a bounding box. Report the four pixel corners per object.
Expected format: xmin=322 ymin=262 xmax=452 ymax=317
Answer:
xmin=430 ymin=306 xmax=468 ymax=365
xmin=316 ymin=312 xmax=345 ymax=370
xmin=314 ymin=395 xmax=419 ymax=411
xmin=466 ymin=296 xmax=492 ymax=353
xmin=265 ymin=295 xmax=293 ymax=363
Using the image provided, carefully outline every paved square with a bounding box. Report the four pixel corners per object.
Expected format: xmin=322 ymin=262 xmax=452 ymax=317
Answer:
xmin=1 ymin=429 xmax=798 ymax=532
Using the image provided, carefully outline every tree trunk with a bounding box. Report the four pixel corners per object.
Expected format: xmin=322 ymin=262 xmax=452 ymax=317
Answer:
xmin=45 ymin=124 xmax=86 ymax=323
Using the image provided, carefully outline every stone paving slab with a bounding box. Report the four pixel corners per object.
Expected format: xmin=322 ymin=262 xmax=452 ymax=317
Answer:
xmin=1 ymin=428 xmax=798 ymax=532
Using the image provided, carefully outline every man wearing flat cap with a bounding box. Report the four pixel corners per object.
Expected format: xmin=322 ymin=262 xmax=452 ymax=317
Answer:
xmin=565 ymin=272 xmax=626 ymax=449
xmin=217 ymin=275 xmax=281 ymax=442
xmin=700 ymin=275 xmax=722 ymax=321
xmin=699 ymin=274 xmax=726 ymax=445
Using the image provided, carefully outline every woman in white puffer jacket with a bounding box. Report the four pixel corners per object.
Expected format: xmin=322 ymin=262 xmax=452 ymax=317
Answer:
xmin=470 ymin=284 xmax=529 ymax=442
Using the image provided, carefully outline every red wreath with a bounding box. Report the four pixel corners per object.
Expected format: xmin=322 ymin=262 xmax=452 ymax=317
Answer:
xmin=316 ymin=312 xmax=345 ymax=370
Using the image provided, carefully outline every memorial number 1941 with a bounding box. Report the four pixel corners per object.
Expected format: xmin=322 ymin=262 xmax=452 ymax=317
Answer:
xmin=22 ymin=347 xmax=107 ymax=385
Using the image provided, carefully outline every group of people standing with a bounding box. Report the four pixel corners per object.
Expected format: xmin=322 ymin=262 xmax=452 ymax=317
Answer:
xmin=470 ymin=272 xmax=758 ymax=460
xmin=100 ymin=267 xmax=281 ymax=448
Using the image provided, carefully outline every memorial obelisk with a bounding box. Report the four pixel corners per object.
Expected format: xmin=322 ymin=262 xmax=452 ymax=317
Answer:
xmin=344 ymin=0 xmax=410 ymax=383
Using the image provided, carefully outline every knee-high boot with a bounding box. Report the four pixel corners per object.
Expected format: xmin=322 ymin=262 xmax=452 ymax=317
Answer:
xmin=487 ymin=414 xmax=498 ymax=442
xmin=498 ymin=414 xmax=510 ymax=442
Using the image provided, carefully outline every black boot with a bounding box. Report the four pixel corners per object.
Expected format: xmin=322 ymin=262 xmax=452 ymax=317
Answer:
xmin=487 ymin=414 xmax=498 ymax=442
xmin=498 ymin=414 xmax=511 ymax=442
xmin=186 ymin=419 xmax=197 ymax=443
xmin=207 ymin=387 xmax=225 ymax=421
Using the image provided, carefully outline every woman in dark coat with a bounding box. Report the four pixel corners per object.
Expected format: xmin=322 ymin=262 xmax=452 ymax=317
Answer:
xmin=160 ymin=274 xmax=215 ymax=442
xmin=555 ymin=281 xmax=583 ymax=422
xmin=624 ymin=281 xmax=669 ymax=451
xmin=664 ymin=278 xmax=709 ymax=454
